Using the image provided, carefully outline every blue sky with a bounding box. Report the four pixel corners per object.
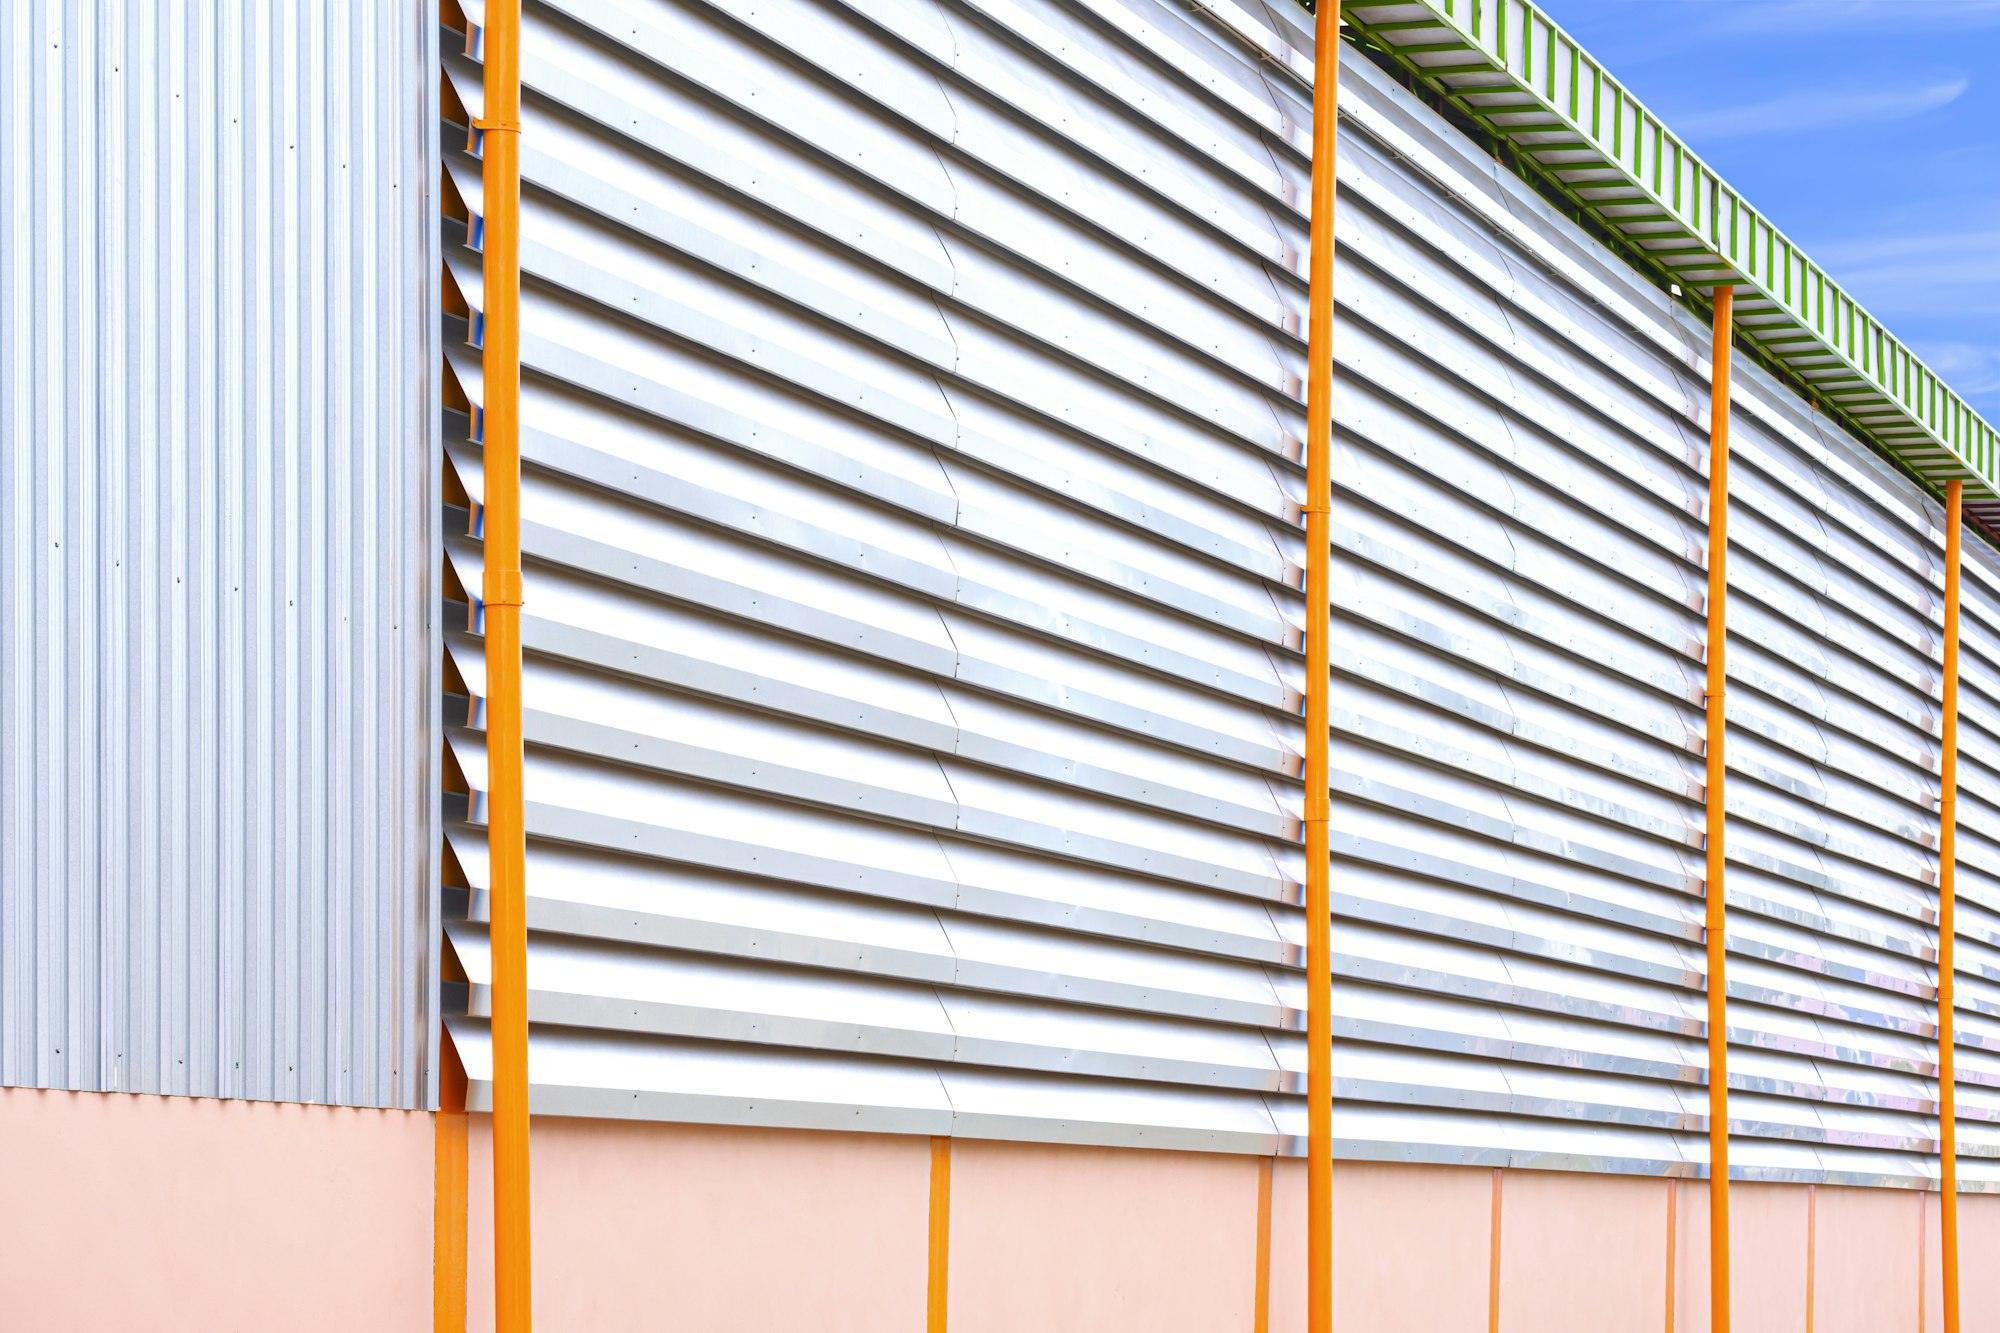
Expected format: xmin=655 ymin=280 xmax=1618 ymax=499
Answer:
xmin=1541 ymin=0 xmax=2000 ymax=421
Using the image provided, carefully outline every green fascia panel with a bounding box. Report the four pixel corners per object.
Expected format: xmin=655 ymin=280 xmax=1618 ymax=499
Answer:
xmin=1344 ymin=0 xmax=2000 ymax=516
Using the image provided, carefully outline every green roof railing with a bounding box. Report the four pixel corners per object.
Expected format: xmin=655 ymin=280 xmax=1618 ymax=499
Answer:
xmin=1344 ymin=0 xmax=2000 ymax=522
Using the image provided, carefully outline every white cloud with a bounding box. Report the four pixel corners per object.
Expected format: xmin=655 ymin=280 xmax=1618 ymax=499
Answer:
xmin=1812 ymin=227 xmax=2000 ymax=318
xmin=1819 ymin=227 xmax=2000 ymax=271
xmin=1710 ymin=0 xmax=2000 ymax=33
xmin=1670 ymin=75 xmax=1969 ymax=140
xmin=1913 ymin=341 xmax=2000 ymax=399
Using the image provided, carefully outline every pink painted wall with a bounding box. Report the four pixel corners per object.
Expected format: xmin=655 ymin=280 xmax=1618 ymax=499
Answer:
xmin=1962 ymin=1187 xmax=2000 ymax=1324
xmin=1269 ymin=1161 xmax=1491 ymax=1333
xmin=1499 ymin=1171 xmax=1668 ymax=1333
xmin=0 ymin=1087 xmax=431 ymax=1331
xmin=1814 ymin=1186 xmax=1928 ymax=1333
xmin=12 ymin=1088 xmax=2000 ymax=1333
xmin=944 ymin=1139 xmax=1259 ymax=1333
xmin=1671 ymin=1182 xmax=1811 ymax=1333
xmin=461 ymin=1117 xmax=929 ymax=1332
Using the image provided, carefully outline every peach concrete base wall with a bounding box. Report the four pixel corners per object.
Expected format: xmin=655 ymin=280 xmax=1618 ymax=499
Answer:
xmin=13 ymin=1090 xmax=2000 ymax=1332
xmin=461 ymin=1117 xmax=932 ymax=1331
xmin=944 ymin=1139 xmax=1258 ymax=1332
xmin=0 ymin=1087 xmax=432 ymax=1331
xmin=459 ymin=1122 xmax=2000 ymax=1332
xmin=1268 ymin=1164 xmax=2000 ymax=1333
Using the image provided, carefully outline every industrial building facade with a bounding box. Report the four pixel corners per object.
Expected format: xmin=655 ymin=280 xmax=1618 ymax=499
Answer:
xmin=4 ymin=0 xmax=1999 ymax=1329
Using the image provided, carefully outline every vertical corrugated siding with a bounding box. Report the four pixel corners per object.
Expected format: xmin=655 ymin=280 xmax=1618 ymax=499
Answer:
xmin=0 ymin=0 xmax=438 ymax=1109
xmin=435 ymin=0 xmax=1977 ymax=1184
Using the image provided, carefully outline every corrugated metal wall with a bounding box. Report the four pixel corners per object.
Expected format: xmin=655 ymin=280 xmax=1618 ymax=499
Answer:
xmin=0 ymin=0 xmax=439 ymax=1108
xmin=438 ymin=0 xmax=1986 ymax=1186
xmin=1953 ymin=551 xmax=2000 ymax=1185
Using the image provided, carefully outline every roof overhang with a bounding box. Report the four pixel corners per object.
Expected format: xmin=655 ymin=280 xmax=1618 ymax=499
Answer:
xmin=1344 ymin=0 xmax=1999 ymax=523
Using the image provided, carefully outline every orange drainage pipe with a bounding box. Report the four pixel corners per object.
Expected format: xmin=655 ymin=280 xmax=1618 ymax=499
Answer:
xmin=1487 ymin=1170 xmax=1502 ymax=1333
xmin=1253 ymin=1157 xmax=1274 ymax=1333
xmin=1805 ymin=1184 xmax=1816 ymax=1333
xmin=1704 ymin=284 xmax=1735 ymax=1333
xmin=1663 ymin=1179 xmax=1677 ymax=1333
xmin=434 ymin=1043 xmax=469 ymax=1332
xmin=927 ymin=1137 xmax=952 ymax=1333
xmin=481 ymin=0 xmax=534 ymax=1328
xmin=1919 ymin=1195 xmax=1929 ymax=1329
xmin=1302 ymin=3 xmax=1340 ymax=1332
xmin=1941 ymin=478 xmax=1963 ymax=1333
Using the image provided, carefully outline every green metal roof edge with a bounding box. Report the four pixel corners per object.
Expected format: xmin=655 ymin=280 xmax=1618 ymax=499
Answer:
xmin=1342 ymin=0 xmax=1999 ymax=514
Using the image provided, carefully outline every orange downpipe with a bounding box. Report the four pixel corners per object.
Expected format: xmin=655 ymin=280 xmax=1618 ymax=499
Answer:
xmin=1303 ymin=5 xmax=1340 ymax=1332
xmin=1664 ymin=1179 xmax=1679 ymax=1333
xmin=1805 ymin=1185 xmax=1817 ymax=1332
xmin=1253 ymin=1156 xmax=1274 ymax=1333
xmin=1487 ymin=1170 xmax=1502 ymax=1333
xmin=482 ymin=0 xmax=534 ymax=1328
xmin=927 ymin=1137 xmax=952 ymax=1333
xmin=433 ymin=1043 xmax=469 ymax=1331
xmin=1705 ymin=285 xmax=1735 ymax=1333
xmin=1941 ymin=479 xmax=1962 ymax=1333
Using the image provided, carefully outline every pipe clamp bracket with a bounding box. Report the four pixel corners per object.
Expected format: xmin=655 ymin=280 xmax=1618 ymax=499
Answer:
xmin=485 ymin=569 xmax=526 ymax=608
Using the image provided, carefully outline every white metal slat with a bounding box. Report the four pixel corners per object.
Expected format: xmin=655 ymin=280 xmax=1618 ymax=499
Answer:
xmin=444 ymin=0 xmax=1296 ymax=1144
xmin=1718 ymin=393 xmax=1944 ymax=1185
xmin=1948 ymin=565 xmax=2000 ymax=1185
xmin=434 ymin=0 xmax=1982 ymax=1188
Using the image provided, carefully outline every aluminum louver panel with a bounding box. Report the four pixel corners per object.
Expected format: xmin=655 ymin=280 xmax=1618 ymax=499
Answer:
xmin=0 ymin=0 xmax=439 ymax=1107
xmin=437 ymin=0 xmax=1978 ymax=1184
xmin=1719 ymin=366 xmax=1946 ymax=1186
xmin=1949 ymin=561 xmax=2000 ymax=1188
